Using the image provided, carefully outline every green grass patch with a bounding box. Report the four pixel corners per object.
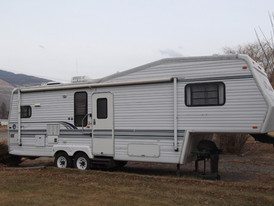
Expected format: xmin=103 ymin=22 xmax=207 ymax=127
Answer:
xmin=0 ymin=167 xmax=273 ymax=206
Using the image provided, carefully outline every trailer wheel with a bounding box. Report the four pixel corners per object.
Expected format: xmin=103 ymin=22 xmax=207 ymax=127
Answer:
xmin=54 ymin=152 xmax=72 ymax=168
xmin=73 ymin=153 xmax=90 ymax=170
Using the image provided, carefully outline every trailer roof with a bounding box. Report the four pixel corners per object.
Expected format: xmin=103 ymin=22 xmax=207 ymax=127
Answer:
xmin=17 ymin=54 xmax=250 ymax=93
xmin=99 ymin=54 xmax=243 ymax=83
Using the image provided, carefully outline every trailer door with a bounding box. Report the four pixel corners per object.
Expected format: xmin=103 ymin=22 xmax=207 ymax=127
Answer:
xmin=92 ymin=92 xmax=114 ymax=156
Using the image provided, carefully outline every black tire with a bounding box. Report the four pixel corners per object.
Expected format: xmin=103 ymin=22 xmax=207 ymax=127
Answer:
xmin=73 ymin=153 xmax=90 ymax=170
xmin=117 ymin=161 xmax=127 ymax=168
xmin=197 ymin=140 xmax=218 ymax=154
xmin=54 ymin=152 xmax=72 ymax=168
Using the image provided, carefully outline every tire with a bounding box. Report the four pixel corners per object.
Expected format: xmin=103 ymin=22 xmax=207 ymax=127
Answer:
xmin=73 ymin=153 xmax=90 ymax=170
xmin=117 ymin=161 xmax=127 ymax=168
xmin=54 ymin=152 xmax=72 ymax=168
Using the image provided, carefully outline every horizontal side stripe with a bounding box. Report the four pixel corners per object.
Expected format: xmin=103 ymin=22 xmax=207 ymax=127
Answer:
xmin=114 ymin=134 xmax=184 ymax=138
xmin=20 ymin=134 xmax=91 ymax=139
xmin=179 ymin=75 xmax=253 ymax=83
xmin=115 ymin=136 xmax=184 ymax=140
xmin=10 ymin=129 xmax=92 ymax=135
xmin=114 ymin=129 xmax=185 ymax=133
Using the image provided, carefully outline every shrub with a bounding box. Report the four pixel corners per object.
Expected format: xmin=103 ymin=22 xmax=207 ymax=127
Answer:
xmin=214 ymin=133 xmax=249 ymax=154
xmin=0 ymin=138 xmax=21 ymax=166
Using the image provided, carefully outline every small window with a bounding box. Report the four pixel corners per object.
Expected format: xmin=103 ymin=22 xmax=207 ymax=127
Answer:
xmin=74 ymin=92 xmax=88 ymax=127
xmin=21 ymin=106 xmax=32 ymax=118
xmin=185 ymin=82 xmax=225 ymax=106
xmin=97 ymin=98 xmax=108 ymax=119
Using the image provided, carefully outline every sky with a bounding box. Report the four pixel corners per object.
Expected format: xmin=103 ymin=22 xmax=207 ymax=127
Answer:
xmin=0 ymin=0 xmax=273 ymax=82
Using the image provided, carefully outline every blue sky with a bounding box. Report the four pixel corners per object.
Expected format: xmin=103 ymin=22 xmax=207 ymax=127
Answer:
xmin=0 ymin=0 xmax=273 ymax=82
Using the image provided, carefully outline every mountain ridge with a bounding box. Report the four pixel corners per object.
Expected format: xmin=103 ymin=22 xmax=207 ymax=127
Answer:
xmin=0 ymin=70 xmax=50 ymax=87
xmin=0 ymin=69 xmax=51 ymax=113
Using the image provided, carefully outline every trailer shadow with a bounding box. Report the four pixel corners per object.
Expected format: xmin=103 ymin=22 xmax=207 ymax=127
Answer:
xmin=16 ymin=143 xmax=274 ymax=183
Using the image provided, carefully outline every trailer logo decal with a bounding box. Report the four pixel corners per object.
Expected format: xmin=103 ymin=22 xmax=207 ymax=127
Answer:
xmin=59 ymin=122 xmax=78 ymax=130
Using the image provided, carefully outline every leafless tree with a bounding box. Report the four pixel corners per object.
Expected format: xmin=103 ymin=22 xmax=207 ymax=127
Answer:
xmin=219 ymin=14 xmax=274 ymax=153
xmin=0 ymin=103 xmax=8 ymax=119
xmin=224 ymin=13 xmax=274 ymax=78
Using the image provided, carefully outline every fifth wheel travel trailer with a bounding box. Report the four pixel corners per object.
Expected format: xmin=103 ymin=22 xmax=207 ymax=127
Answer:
xmin=8 ymin=54 xmax=274 ymax=177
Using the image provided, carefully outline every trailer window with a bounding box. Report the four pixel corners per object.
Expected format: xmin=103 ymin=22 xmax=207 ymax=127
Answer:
xmin=74 ymin=92 xmax=88 ymax=127
xmin=97 ymin=98 xmax=108 ymax=119
xmin=185 ymin=82 xmax=225 ymax=106
xmin=21 ymin=106 xmax=32 ymax=118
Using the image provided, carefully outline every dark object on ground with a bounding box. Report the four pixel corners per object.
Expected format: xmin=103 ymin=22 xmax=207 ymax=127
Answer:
xmin=250 ymin=133 xmax=274 ymax=145
xmin=0 ymin=141 xmax=22 ymax=166
xmin=193 ymin=140 xmax=221 ymax=180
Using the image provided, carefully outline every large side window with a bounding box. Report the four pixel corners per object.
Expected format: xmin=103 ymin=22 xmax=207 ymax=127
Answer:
xmin=74 ymin=92 xmax=88 ymax=127
xmin=21 ymin=106 xmax=32 ymax=118
xmin=97 ymin=98 xmax=108 ymax=119
xmin=185 ymin=82 xmax=225 ymax=106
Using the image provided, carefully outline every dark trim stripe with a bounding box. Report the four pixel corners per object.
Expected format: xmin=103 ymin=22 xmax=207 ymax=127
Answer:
xmin=11 ymin=129 xmax=185 ymax=141
xmin=179 ymin=75 xmax=253 ymax=83
xmin=114 ymin=129 xmax=185 ymax=133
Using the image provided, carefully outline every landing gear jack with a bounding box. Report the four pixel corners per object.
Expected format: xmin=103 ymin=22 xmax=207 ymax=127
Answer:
xmin=192 ymin=140 xmax=221 ymax=180
xmin=192 ymin=151 xmax=220 ymax=180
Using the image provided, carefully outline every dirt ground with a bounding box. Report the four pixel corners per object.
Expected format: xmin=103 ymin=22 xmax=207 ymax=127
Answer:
xmin=15 ymin=139 xmax=274 ymax=183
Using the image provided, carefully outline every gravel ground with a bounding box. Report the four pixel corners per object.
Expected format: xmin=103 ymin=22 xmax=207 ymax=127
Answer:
xmin=17 ymin=143 xmax=274 ymax=183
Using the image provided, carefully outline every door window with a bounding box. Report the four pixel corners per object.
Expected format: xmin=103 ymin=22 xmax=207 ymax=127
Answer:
xmin=74 ymin=92 xmax=88 ymax=127
xmin=97 ymin=98 xmax=108 ymax=119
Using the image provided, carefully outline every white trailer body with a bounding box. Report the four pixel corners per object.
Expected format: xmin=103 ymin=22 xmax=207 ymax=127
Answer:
xmin=8 ymin=55 xmax=274 ymax=168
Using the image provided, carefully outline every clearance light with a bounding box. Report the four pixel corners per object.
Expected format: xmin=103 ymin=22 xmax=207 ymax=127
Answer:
xmin=252 ymin=126 xmax=258 ymax=129
xmin=242 ymin=66 xmax=247 ymax=69
xmin=86 ymin=125 xmax=90 ymax=129
xmin=258 ymin=66 xmax=262 ymax=70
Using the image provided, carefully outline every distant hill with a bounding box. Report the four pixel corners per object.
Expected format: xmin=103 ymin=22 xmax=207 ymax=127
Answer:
xmin=0 ymin=70 xmax=51 ymax=112
xmin=0 ymin=70 xmax=49 ymax=87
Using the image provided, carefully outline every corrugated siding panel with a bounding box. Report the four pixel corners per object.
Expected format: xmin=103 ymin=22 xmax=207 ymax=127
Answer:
xmin=105 ymin=59 xmax=248 ymax=83
xmin=9 ymin=89 xmax=92 ymax=129
xmin=97 ymin=83 xmax=174 ymax=130
xmin=97 ymin=77 xmax=267 ymax=132
xmin=177 ymin=78 xmax=267 ymax=132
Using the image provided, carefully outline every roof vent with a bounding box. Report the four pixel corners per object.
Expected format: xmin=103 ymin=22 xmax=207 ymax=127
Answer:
xmin=71 ymin=76 xmax=97 ymax=83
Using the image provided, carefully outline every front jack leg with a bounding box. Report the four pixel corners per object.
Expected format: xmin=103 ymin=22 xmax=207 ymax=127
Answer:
xmin=176 ymin=164 xmax=181 ymax=177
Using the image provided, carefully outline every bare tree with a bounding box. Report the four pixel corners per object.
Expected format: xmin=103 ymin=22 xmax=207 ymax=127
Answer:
xmin=0 ymin=103 xmax=8 ymax=119
xmin=224 ymin=13 xmax=274 ymax=78
xmin=219 ymin=14 xmax=274 ymax=153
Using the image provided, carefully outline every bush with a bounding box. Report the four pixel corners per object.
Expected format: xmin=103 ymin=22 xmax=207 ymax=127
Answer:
xmin=0 ymin=138 xmax=9 ymax=164
xmin=214 ymin=133 xmax=249 ymax=154
xmin=0 ymin=138 xmax=21 ymax=166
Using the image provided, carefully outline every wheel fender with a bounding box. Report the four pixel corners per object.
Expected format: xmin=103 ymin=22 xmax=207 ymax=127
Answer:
xmin=52 ymin=145 xmax=93 ymax=159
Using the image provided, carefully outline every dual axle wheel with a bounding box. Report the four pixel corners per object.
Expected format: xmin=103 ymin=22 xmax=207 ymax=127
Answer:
xmin=54 ymin=152 xmax=90 ymax=170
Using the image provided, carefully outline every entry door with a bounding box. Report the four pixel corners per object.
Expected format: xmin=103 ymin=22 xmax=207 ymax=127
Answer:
xmin=92 ymin=92 xmax=114 ymax=156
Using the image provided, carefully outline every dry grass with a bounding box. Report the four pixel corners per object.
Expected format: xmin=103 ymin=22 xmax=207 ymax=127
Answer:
xmin=215 ymin=133 xmax=249 ymax=154
xmin=0 ymin=138 xmax=9 ymax=165
xmin=0 ymin=126 xmax=7 ymax=133
xmin=0 ymin=167 xmax=273 ymax=206
xmin=0 ymin=129 xmax=273 ymax=205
